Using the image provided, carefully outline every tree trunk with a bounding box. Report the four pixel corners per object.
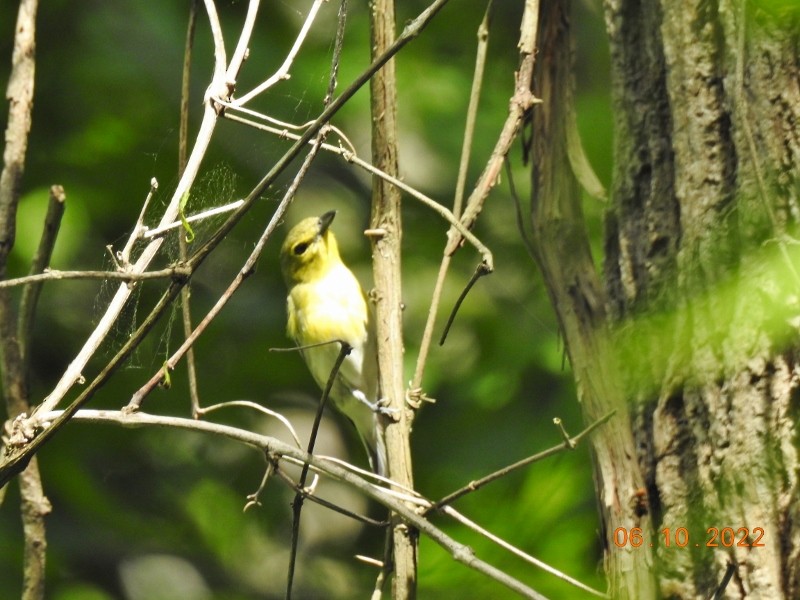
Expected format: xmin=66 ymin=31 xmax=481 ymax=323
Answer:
xmin=602 ymin=0 xmax=800 ymax=597
xmin=533 ymin=0 xmax=800 ymax=597
xmin=369 ymin=0 xmax=418 ymax=597
xmin=530 ymin=1 xmax=655 ymax=598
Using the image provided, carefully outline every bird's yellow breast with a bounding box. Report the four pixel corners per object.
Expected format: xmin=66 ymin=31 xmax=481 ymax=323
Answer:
xmin=286 ymin=262 xmax=368 ymax=348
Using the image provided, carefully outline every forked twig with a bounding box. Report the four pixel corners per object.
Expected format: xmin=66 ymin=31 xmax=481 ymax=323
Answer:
xmin=429 ymin=411 xmax=616 ymax=510
xmin=233 ymin=0 xmax=326 ymax=106
xmin=31 ymin=0 xmax=230 ymax=419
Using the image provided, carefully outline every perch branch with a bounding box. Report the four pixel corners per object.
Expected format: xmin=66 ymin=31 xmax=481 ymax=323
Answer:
xmin=37 ymin=408 xmax=548 ymax=600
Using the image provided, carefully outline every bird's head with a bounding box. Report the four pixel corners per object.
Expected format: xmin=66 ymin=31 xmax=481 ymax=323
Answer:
xmin=280 ymin=210 xmax=342 ymax=286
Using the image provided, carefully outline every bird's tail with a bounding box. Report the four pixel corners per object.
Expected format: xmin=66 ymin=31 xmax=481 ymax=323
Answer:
xmin=366 ymin=418 xmax=387 ymax=477
xmin=353 ymin=411 xmax=386 ymax=476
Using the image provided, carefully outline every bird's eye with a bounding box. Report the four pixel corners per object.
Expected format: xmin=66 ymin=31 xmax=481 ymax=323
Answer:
xmin=293 ymin=242 xmax=309 ymax=256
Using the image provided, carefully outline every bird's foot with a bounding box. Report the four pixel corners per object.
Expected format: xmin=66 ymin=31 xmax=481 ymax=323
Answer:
xmin=354 ymin=391 xmax=399 ymax=416
xmin=373 ymin=397 xmax=399 ymax=417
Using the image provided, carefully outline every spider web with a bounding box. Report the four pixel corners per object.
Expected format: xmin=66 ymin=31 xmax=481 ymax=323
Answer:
xmin=93 ymin=163 xmax=241 ymax=370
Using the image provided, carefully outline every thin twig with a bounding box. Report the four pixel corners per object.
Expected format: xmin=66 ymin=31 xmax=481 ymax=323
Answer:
xmin=432 ymin=0 xmax=541 ymax=357
xmin=438 ymin=261 xmax=492 ymax=346
xmin=411 ymin=0 xmax=504 ymax=390
xmin=275 ymin=464 xmax=386 ymax=527
xmin=233 ymin=0 xmax=326 ymax=106
xmin=710 ymin=561 xmax=737 ymax=600
xmin=19 ymin=185 xmax=65 ymax=373
xmin=506 ymin=156 xmax=537 ymax=260
xmin=203 ymin=0 xmax=227 ymax=87
xmin=118 ymin=178 xmax=158 ymax=267
xmin=220 ymin=109 xmax=493 ymax=267
xmin=411 ymin=3 xmax=493 ymax=389
xmin=443 ymin=1 xmax=540 ymax=256
xmin=198 ymin=400 xmax=303 ymax=448
xmin=429 ymin=411 xmax=616 ymax=511
xmin=141 ymin=200 xmax=244 ymax=239
xmin=442 ymin=505 xmax=609 ymax=598
xmin=179 ymin=0 xmax=199 ymax=174
xmin=0 ymin=267 xmax=191 ymax=289
xmin=179 ymin=0 xmax=201 ymax=418
xmin=243 ymin=460 xmax=273 ymax=511
xmin=225 ymin=0 xmax=260 ymax=87
xmin=454 ymin=1 xmax=493 ymax=219
xmin=287 ymin=342 xmax=352 ymax=599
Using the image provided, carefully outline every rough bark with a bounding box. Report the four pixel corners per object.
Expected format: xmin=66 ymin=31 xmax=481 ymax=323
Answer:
xmin=603 ymin=0 xmax=800 ymax=597
xmin=0 ymin=2 xmax=51 ymax=600
xmin=529 ymin=2 xmax=655 ymax=598
xmin=368 ymin=0 xmax=417 ymax=597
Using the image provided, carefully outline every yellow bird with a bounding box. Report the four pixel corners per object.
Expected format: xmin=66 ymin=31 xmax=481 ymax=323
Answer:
xmin=280 ymin=211 xmax=386 ymax=474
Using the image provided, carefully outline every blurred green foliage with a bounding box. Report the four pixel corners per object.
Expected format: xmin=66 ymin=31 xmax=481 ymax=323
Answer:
xmin=0 ymin=1 xmax=613 ymax=598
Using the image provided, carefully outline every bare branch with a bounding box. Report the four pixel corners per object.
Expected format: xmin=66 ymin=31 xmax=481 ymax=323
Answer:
xmin=126 ymin=132 xmax=326 ymax=411
xmin=19 ymin=185 xmax=65 ymax=373
xmin=442 ymin=506 xmax=608 ymax=598
xmin=368 ymin=0 xmax=419 ymax=596
xmin=141 ymin=200 xmax=244 ymax=239
xmin=233 ymin=0 xmax=326 ymax=105
xmin=429 ymin=411 xmax=616 ymax=510
xmin=413 ymin=0 xmax=538 ymax=391
xmin=221 ymin=108 xmax=493 ymax=266
xmin=36 ymin=408 xmax=548 ymax=600
xmin=0 ymin=267 xmax=191 ymax=289
xmin=178 ymin=0 xmax=202 ymax=417
xmin=225 ymin=0 xmax=260 ymax=86
xmin=288 ymin=342 xmax=352 ymax=599
xmin=32 ymin=0 xmax=230 ymax=417
xmin=438 ymin=261 xmax=491 ymax=346
xmin=454 ymin=1 xmax=493 ymax=218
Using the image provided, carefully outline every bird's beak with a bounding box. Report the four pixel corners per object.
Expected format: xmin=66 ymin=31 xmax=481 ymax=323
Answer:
xmin=318 ymin=210 xmax=336 ymax=235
